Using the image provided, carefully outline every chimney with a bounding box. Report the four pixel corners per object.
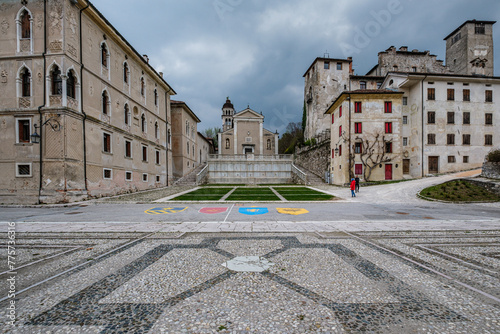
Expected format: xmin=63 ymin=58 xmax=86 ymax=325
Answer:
xmin=347 ymin=58 xmax=353 ymax=74
xmin=143 ymin=54 xmax=149 ymax=63
xmin=159 ymin=72 xmax=163 ymax=78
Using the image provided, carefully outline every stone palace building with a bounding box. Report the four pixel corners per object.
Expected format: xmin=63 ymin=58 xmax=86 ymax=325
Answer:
xmin=304 ymin=20 xmax=499 ymax=185
xmin=0 ymin=0 xmax=176 ymax=204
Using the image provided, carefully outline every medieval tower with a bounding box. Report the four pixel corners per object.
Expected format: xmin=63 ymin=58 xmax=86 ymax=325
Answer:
xmin=444 ymin=20 xmax=496 ymax=76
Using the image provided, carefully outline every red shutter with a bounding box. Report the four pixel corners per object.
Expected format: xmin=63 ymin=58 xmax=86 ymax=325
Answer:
xmin=385 ymin=101 xmax=392 ymax=113
xmin=355 ymin=102 xmax=362 ymax=113
xmin=18 ymin=120 xmax=24 ymax=143
xmin=355 ymin=164 xmax=362 ymax=175
xmin=385 ymin=122 xmax=392 ymax=133
xmin=21 ymin=12 xmax=30 ymax=38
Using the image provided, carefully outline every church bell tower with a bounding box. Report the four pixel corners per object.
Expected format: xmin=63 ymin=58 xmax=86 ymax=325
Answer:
xmin=222 ymin=97 xmax=235 ymax=132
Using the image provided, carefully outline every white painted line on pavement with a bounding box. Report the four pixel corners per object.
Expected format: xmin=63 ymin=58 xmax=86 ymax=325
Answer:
xmin=223 ymin=204 xmax=235 ymax=223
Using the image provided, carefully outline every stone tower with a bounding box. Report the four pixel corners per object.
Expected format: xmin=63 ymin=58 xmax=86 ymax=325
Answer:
xmin=444 ymin=20 xmax=496 ymax=76
xmin=222 ymin=97 xmax=235 ymax=131
xmin=303 ymin=57 xmax=353 ymax=140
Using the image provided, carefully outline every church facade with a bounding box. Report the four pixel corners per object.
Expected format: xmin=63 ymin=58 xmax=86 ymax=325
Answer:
xmin=218 ymin=98 xmax=278 ymax=156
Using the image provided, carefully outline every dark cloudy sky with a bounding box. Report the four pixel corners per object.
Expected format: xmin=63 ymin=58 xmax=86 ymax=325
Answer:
xmin=94 ymin=0 xmax=500 ymax=134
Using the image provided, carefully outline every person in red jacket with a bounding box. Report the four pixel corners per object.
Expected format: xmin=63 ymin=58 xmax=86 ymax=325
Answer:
xmin=350 ymin=178 xmax=356 ymax=197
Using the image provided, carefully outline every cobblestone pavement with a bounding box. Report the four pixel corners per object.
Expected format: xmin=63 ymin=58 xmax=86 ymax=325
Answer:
xmin=1 ymin=230 xmax=499 ymax=333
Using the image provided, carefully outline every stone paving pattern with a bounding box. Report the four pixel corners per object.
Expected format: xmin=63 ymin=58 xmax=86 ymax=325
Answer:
xmin=1 ymin=231 xmax=499 ymax=333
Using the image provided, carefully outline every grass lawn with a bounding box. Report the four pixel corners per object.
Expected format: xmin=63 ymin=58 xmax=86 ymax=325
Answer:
xmin=420 ymin=180 xmax=500 ymax=202
xmin=170 ymin=186 xmax=335 ymax=201
xmin=225 ymin=187 xmax=280 ymax=201
xmin=273 ymin=187 xmax=334 ymax=201
xmin=171 ymin=187 xmax=233 ymax=201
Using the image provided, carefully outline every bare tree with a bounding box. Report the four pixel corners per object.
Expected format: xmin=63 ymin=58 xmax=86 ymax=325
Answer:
xmin=358 ymin=133 xmax=393 ymax=181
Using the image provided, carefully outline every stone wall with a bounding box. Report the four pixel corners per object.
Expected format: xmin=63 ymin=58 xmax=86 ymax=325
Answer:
xmin=482 ymin=162 xmax=500 ymax=179
xmin=207 ymin=155 xmax=293 ymax=184
xmin=294 ymin=140 xmax=330 ymax=178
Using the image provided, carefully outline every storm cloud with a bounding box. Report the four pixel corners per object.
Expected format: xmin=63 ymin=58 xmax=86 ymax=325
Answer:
xmin=95 ymin=0 xmax=500 ymax=133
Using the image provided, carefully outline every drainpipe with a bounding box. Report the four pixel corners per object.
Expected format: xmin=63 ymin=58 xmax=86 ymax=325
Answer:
xmin=165 ymin=92 xmax=169 ymax=186
xmin=421 ymin=74 xmax=427 ymax=178
xmin=36 ymin=0 xmax=47 ymax=204
xmin=348 ymin=78 xmax=352 ymax=181
xmin=79 ymin=1 xmax=90 ymax=193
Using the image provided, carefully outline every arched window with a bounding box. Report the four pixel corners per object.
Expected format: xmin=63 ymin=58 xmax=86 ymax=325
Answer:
xmin=20 ymin=10 xmax=30 ymax=39
xmin=187 ymin=142 xmax=189 ymax=154
xmin=167 ymin=129 xmax=171 ymax=146
xmin=192 ymin=145 xmax=195 ymax=157
xmin=141 ymin=114 xmax=146 ymax=132
xmin=17 ymin=8 xmax=33 ymax=53
xmin=51 ymin=66 xmax=62 ymax=95
xmin=123 ymin=62 xmax=129 ymax=83
xmin=154 ymin=121 xmax=159 ymax=139
xmin=140 ymin=77 xmax=145 ymax=96
xmin=101 ymin=43 xmax=108 ymax=67
xmin=267 ymin=139 xmax=271 ymax=150
xmin=124 ymin=104 xmax=130 ymax=125
xmin=21 ymin=68 xmax=30 ymax=97
xmin=225 ymin=138 xmax=230 ymax=149
xmin=186 ymin=121 xmax=189 ymax=135
xmin=154 ymin=89 xmax=158 ymax=106
xmin=66 ymin=71 xmax=76 ymax=99
xmin=102 ymin=91 xmax=109 ymax=115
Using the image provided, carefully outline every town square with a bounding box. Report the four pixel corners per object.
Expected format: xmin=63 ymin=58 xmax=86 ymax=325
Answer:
xmin=1 ymin=0 xmax=500 ymax=332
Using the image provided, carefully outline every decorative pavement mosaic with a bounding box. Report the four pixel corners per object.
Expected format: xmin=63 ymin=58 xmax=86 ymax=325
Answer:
xmin=1 ymin=231 xmax=499 ymax=333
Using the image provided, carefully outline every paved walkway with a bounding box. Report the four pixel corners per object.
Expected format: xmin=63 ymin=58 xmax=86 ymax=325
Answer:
xmin=1 ymin=230 xmax=499 ymax=333
xmin=1 ymin=169 xmax=499 ymax=333
xmin=315 ymin=169 xmax=486 ymax=205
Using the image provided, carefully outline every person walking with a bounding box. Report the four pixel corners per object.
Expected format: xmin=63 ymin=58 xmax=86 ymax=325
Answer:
xmin=350 ymin=178 xmax=356 ymax=197
xmin=355 ymin=176 xmax=360 ymax=193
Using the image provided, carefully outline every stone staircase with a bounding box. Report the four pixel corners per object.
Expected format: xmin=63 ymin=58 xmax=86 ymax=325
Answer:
xmin=173 ymin=164 xmax=207 ymax=186
xmin=295 ymin=165 xmax=326 ymax=185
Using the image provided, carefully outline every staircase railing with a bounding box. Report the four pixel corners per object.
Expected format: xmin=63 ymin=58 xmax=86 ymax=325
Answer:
xmin=196 ymin=164 xmax=209 ymax=185
xmin=291 ymin=164 xmax=307 ymax=185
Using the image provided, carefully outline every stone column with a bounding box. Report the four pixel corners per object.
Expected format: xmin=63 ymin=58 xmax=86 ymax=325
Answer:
xmin=275 ymin=133 xmax=278 ymax=155
xmin=234 ymin=121 xmax=238 ymax=155
xmin=259 ymin=121 xmax=263 ymax=155
xmin=218 ymin=132 xmax=222 ymax=155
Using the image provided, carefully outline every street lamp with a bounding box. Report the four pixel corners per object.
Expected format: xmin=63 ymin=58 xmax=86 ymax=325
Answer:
xmin=31 ymin=115 xmax=61 ymax=144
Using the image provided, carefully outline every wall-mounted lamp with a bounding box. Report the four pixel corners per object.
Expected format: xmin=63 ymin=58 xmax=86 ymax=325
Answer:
xmin=333 ymin=131 xmax=347 ymax=156
xmin=31 ymin=115 xmax=61 ymax=144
